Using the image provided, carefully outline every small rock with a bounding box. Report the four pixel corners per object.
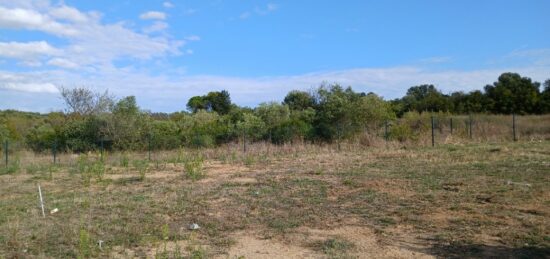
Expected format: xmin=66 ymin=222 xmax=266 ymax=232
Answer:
xmin=188 ymin=223 xmax=200 ymax=230
xmin=50 ymin=208 xmax=59 ymax=214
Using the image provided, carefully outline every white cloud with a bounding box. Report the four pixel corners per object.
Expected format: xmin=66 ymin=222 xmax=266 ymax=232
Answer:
xmin=139 ymin=11 xmax=166 ymax=20
xmin=49 ymin=5 xmax=88 ymax=23
xmin=0 ymin=2 xmax=184 ymax=69
xmin=418 ymin=56 xmax=453 ymax=64
xmin=0 ymin=71 xmax=58 ymax=93
xmin=184 ymin=35 xmax=200 ymax=41
xmin=143 ymin=21 xmax=168 ymax=33
xmin=0 ymin=6 xmax=78 ymax=36
xmin=47 ymin=58 xmax=79 ymax=69
xmin=0 ymin=41 xmax=61 ymax=59
xmin=163 ymin=2 xmax=174 ymax=8
xmin=18 ymin=60 xmax=42 ymax=67
xmin=2 ymin=82 xmax=58 ymax=93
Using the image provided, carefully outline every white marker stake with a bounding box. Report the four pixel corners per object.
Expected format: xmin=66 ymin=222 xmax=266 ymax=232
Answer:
xmin=38 ymin=184 xmax=45 ymax=218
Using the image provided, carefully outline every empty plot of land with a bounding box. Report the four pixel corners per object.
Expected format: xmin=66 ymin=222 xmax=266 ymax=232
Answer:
xmin=0 ymin=142 xmax=549 ymax=258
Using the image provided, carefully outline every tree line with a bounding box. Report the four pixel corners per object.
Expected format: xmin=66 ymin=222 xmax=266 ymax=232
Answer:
xmin=1 ymin=72 xmax=549 ymax=152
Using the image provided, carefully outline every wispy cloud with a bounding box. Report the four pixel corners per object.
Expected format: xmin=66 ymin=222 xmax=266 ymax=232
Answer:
xmin=163 ymin=2 xmax=174 ymax=8
xmin=143 ymin=21 xmax=168 ymax=33
xmin=239 ymin=3 xmax=278 ymax=20
xmin=139 ymin=11 xmax=166 ymax=20
xmin=418 ymin=56 xmax=453 ymax=64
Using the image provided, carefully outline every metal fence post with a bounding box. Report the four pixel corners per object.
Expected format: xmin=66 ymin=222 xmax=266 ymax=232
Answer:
xmin=4 ymin=140 xmax=7 ymax=167
xmin=384 ymin=120 xmax=389 ymax=142
xmin=431 ymin=116 xmax=435 ymax=147
xmin=469 ymin=114 xmax=473 ymax=139
xmin=243 ymin=130 xmax=247 ymax=153
xmin=148 ymin=134 xmax=152 ymax=161
xmin=512 ymin=114 xmax=517 ymax=142
xmin=450 ymin=118 xmax=453 ymax=135
xmin=100 ymin=138 xmax=104 ymax=161
xmin=52 ymin=142 xmax=57 ymax=164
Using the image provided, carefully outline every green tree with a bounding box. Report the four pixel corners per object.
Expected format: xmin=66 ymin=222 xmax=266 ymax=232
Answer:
xmin=186 ymin=90 xmax=233 ymax=115
xmin=313 ymin=84 xmax=361 ymax=141
xmin=283 ymin=90 xmax=316 ymax=110
xmin=236 ymin=113 xmax=266 ymax=141
xmin=354 ymin=93 xmax=395 ymax=132
xmin=449 ymin=90 xmax=489 ymax=114
xmin=187 ymin=96 xmax=208 ymax=113
xmin=255 ymin=102 xmax=290 ymax=141
xmin=206 ymin=90 xmax=232 ymax=115
xmin=401 ymin=84 xmax=452 ymax=113
xmin=25 ymin=123 xmax=57 ymax=152
xmin=540 ymin=79 xmax=550 ymax=113
xmin=484 ymin=73 xmax=541 ymax=114
xmin=111 ymin=96 xmax=150 ymax=150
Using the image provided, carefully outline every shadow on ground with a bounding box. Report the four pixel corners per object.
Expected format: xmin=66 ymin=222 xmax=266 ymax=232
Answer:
xmin=426 ymin=243 xmax=549 ymax=259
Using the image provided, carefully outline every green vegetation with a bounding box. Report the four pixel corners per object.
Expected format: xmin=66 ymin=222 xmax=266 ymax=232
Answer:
xmin=1 ymin=72 xmax=549 ymax=155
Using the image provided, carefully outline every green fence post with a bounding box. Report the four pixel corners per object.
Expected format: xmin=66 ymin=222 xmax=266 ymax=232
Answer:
xmin=431 ymin=116 xmax=435 ymax=147
xmin=52 ymin=142 xmax=57 ymax=164
xmin=4 ymin=140 xmax=7 ymax=167
xmin=148 ymin=134 xmax=152 ymax=161
xmin=100 ymin=138 xmax=104 ymax=161
xmin=469 ymin=114 xmax=473 ymax=139
xmin=384 ymin=120 xmax=389 ymax=142
xmin=243 ymin=130 xmax=247 ymax=153
xmin=512 ymin=114 xmax=517 ymax=142
xmin=450 ymin=118 xmax=453 ymax=135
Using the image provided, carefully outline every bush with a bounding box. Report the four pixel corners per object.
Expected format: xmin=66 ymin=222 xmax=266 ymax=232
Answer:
xmin=184 ymin=155 xmax=204 ymax=181
xmin=132 ymin=159 xmax=149 ymax=181
xmin=389 ymin=123 xmax=416 ymax=142
xmin=25 ymin=123 xmax=57 ymax=152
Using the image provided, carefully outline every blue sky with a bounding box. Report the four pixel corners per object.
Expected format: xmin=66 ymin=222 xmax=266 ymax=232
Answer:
xmin=1 ymin=0 xmax=549 ymax=112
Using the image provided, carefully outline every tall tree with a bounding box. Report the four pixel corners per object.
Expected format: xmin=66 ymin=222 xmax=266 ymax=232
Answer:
xmin=540 ymin=79 xmax=550 ymax=114
xmin=484 ymin=73 xmax=541 ymax=114
xmin=401 ymin=84 xmax=451 ymax=113
xmin=186 ymin=90 xmax=232 ymax=115
xmin=283 ymin=90 xmax=316 ymax=110
xmin=59 ymin=86 xmax=114 ymax=116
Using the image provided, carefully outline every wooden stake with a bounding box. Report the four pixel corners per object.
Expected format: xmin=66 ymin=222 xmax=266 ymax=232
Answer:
xmin=38 ymin=184 xmax=45 ymax=218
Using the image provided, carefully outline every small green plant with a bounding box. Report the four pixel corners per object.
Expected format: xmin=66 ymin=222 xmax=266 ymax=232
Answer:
xmin=133 ymin=159 xmax=149 ymax=181
xmin=186 ymin=233 xmax=207 ymax=259
xmin=90 ymin=161 xmax=105 ymax=182
xmin=0 ymin=158 xmax=20 ymax=175
xmin=74 ymin=155 xmax=105 ymax=185
xmin=25 ymin=163 xmax=47 ymax=174
xmin=243 ymin=154 xmax=255 ymax=166
xmin=74 ymin=154 xmax=88 ymax=175
xmin=47 ymin=164 xmax=59 ymax=180
xmin=120 ymin=153 xmax=129 ymax=168
xmin=184 ymin=155 xmax=204 ymax=181
xmin=78 ymin=228 xmax=92 ymax=259
xmin=155 ymin=223 xmax=171 ymax=259
xmin=318 ymin=238 xmax=355 ymax=258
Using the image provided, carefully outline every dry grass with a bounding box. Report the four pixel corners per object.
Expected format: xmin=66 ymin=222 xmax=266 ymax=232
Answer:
xmin=0 ymin=140 xmax=549 ymax=258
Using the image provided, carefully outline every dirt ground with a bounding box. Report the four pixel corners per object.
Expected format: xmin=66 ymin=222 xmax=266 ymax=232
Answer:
xmin=1 ymin=142 xmax=549 ymax=258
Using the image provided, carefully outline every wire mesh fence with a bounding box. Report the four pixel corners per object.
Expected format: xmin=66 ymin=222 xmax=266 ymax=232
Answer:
xmin=1 ymin=114 xmax=550 ymax=171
